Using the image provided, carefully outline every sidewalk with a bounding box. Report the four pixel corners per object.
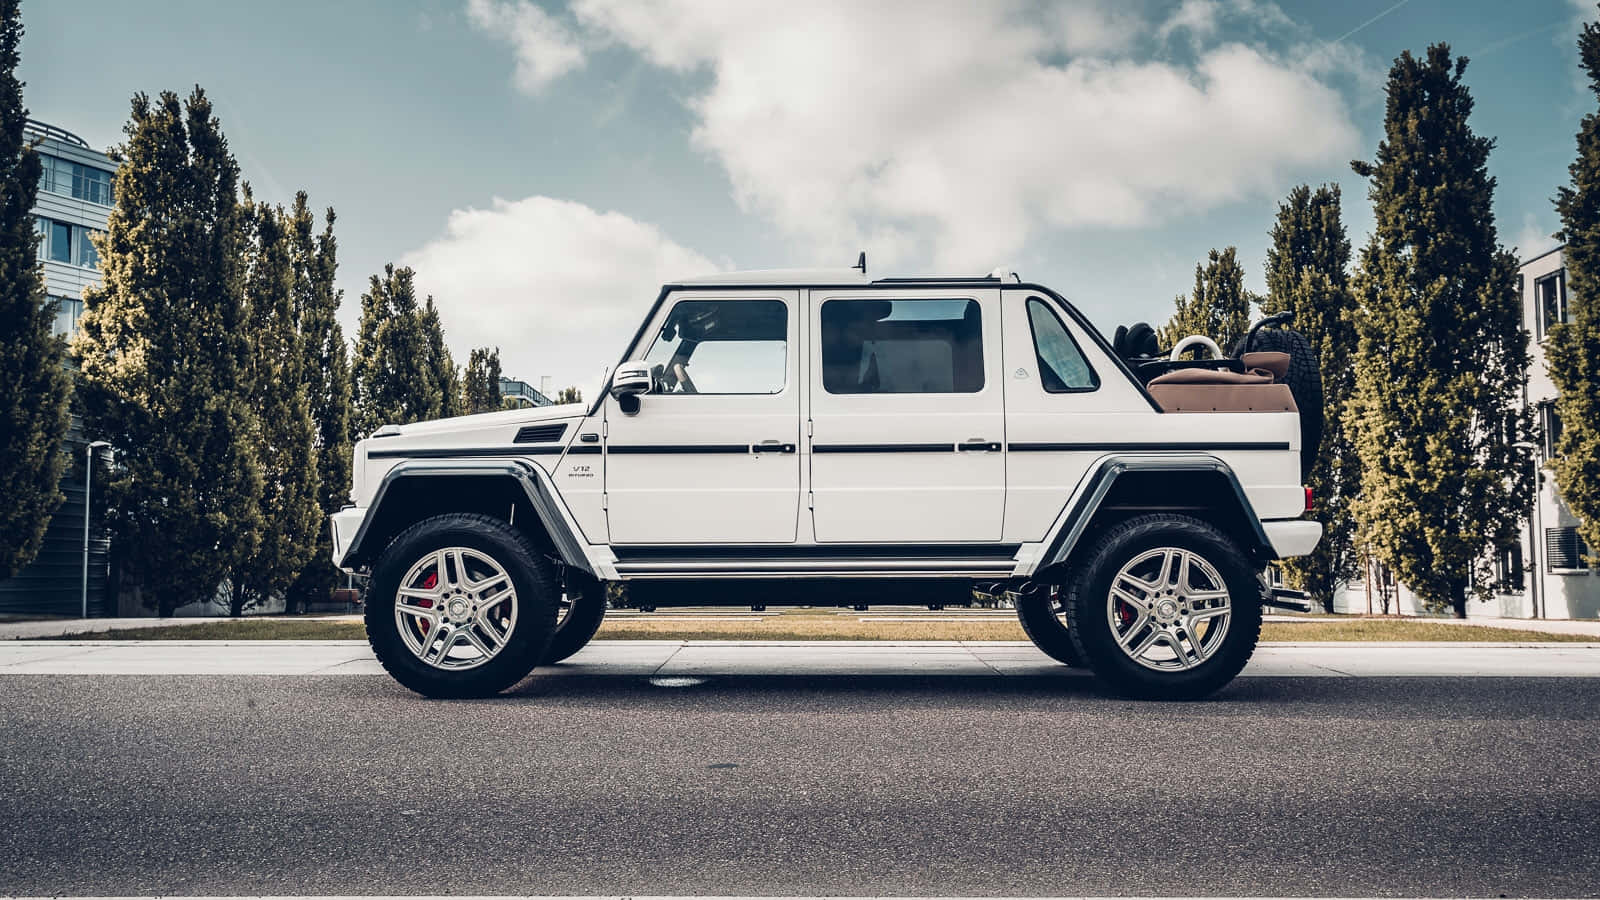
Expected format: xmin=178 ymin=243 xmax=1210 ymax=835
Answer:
xmin=2 ymin=639 xmax=1597 ymax=677
xmin=0 ymin=615 xmax=358 ymax=641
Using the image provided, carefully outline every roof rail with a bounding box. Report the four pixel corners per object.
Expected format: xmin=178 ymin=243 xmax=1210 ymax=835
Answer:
xmin=24 ymin=118 xmax=91 ymax=149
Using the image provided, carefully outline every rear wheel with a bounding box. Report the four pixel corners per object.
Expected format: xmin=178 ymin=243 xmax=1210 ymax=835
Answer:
xmin=542 ymin=568 xmax=607 ymax=664
xmin=1064 ymin=514 xmax=1261 ymax=700
xmin=366 ymin=513 xmax=557 ymax=698
xmin=1015 ymin=584 xmax=1083 ymax=667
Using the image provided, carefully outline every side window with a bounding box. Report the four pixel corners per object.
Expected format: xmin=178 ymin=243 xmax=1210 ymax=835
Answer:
xmin=1026 ymin=298 xmax=1098 ymax=392
xmin=821 ymin=298 xmax=983 ymax=394
xmin=642 ymin=299 xmax=787 ymax=395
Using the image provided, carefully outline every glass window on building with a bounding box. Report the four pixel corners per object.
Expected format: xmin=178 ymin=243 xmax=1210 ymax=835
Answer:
xmin=76 ymin=228 xmax=99 ymax=268
xmin=38 ymin=153 xmax=114 ymax=206
xmin=51 ymin=296 xmax=82 ymax=337
xmin=33 ymin=216 xmax=45 ymax=260
xmin=1536 ymin=271 xmax=1568 ymax=338
xmin=1541 ymin=402 xmax=1563 ymax=458
xmin=1495 ymin=543 xmax=1525 ymax=593
xmin=48 ymin=220 xmax=70 ymax=263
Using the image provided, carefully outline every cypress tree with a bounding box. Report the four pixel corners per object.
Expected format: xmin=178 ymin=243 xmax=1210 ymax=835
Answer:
xmin=286 ymin=193 xmax=351 ymax=612
xmin=0 ymin=0 xmax=70 ymax=578
xmin=1160 ymin=247 xmax=1253 ymax=355
xmin=1551 ymin=13 xmax=1600 ymax=567
xmin=556 ymin=386 xmax=583 ymax=404
xmin=462 ymin=346 xmax=503 ymax=415
xmin=74 ymin=88 xmax=264 ymax=616
xmin=420 ymin=296 xmax=460 ymax=419
xmin=352 ymin=263 xmax=439 ymax=437
xmin=231 ymin=197 xmax=319 ymax=616
xmin=1261 ymin=185 xmax=1359 ymax=611
xmin=1347 ymin=46 xmax=1532 ymax=617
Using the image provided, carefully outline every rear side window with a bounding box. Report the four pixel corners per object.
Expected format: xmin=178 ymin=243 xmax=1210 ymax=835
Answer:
xmin=1026 ymin=298 xmax=1098 ymax=392
xmin=821 ymin=298 xmax=983 ymax=394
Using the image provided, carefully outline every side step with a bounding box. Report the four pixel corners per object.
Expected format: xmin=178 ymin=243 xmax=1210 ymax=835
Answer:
xmin=1262 ymin=586 xmax=1312 ymax=613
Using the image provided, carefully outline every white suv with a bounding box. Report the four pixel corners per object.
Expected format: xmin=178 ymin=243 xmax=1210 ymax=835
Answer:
xmin=332 ymin=268 xmax=1322 ymax=700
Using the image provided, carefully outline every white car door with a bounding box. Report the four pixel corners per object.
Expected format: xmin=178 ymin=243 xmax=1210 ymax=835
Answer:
xmin=806 ymin=288 xmax=1006 ymax=542
xmin=604 ymin=291 xmax=802 ymax=544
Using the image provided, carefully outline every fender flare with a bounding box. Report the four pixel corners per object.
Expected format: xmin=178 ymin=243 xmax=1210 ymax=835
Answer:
xmin=340 ymin=459 xmax=594 ymax=576
xmin=1030 ymin=454 xmax=1274 ymax=575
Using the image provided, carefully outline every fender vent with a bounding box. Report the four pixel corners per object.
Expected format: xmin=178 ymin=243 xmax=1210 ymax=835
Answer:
xmin=514 ymin=423 xmax=568 ymax=444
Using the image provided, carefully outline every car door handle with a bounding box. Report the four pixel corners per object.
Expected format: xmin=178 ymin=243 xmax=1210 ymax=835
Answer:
xmin=752 ymin=441 xmax=796 ymax=454
xmin=956 ymin=439 xmax=1001 ymax=452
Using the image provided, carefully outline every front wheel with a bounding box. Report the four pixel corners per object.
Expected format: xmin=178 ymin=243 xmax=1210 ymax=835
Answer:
xmin=1063 ymin=514 xmax=1261 ymax=700
xmin=366 ymin=513 xmax=557 ymax=698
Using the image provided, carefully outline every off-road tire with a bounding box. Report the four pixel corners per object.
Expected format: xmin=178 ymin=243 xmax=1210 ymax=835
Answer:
xmin=1015 ymin=585 xmax=1084 ymax=667
xmin=1064 ymin=514 xmax=1261 ymax=700
xmin=1235 ymin=328 xmax=1322 ymax=477
xmin=543 ymin=567 xmax=607 ymax=664
xmin=366 ymin=513 xmax=557 ymax=698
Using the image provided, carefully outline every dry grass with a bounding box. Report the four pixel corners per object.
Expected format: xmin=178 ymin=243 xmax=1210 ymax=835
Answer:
xmin=45 ymin=614 xmax=1595 ymax=643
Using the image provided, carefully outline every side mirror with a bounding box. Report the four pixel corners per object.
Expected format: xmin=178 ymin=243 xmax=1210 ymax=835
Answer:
xmin=610 ymin=361 xmax=651 ymax=415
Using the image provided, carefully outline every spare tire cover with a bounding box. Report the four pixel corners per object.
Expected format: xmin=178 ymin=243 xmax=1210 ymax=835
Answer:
xmin=1233 ymin=329 xmax=1322 ymax=480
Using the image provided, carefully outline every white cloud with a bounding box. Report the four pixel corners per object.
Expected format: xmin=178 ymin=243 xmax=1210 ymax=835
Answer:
xmin=1512 ymin=212 xmax=1560 ymax=264
xmin=1157 ymin=0 xmax=1223 ymax=42
xmin=559 ymin=0 xmax=1362 ymax=269
xmin=402 ymin=196 xmax=720 ymax=391
xmin=466 ymin=0 xmax=585 ymax=92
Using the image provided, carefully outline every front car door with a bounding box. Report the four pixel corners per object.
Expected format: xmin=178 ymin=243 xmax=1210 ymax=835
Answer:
xmin=604 ymin=291 xmax=802 ymax=544
xmin=807 ymin=288 xmax=1006 ymax=542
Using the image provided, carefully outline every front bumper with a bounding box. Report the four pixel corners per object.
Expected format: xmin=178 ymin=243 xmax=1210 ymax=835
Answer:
xmin=1263 ymin=519 xmax=1322 ymax=559
xmin=330 ymin=506 xmax=367 ymax=570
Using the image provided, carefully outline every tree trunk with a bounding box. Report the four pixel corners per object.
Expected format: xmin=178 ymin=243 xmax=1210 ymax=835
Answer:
xmin=1450 ymin=580 xmax=1468 ymax=619
xmin=229 ymin=576 xmax=246 ymax=618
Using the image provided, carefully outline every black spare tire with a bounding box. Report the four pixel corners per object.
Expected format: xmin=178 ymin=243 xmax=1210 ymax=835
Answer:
xmin=1235 ymin=328 xmax=1322 ymax=479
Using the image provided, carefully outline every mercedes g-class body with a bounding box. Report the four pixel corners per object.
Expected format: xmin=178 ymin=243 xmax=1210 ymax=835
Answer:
xmin=332 ymin=267 xmax=1323 ymax=700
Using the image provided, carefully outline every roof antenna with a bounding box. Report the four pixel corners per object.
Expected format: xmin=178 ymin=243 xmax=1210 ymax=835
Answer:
xmin=852 ymin=251 xmax=866 ymax=274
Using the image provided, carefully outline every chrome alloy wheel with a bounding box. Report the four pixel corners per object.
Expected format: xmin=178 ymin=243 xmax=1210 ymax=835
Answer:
xmin=394 ymin=547 xmax=518 ymax=671
xmin=1106 ymin=547 xmax=1232 ymax=672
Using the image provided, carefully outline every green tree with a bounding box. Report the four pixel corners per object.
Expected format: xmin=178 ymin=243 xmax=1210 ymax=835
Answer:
xmin=74 ymin=88 xmax=264 ymax=616
xmin=1261 ymin=185 xmax=1359 ymax=611
xmin=0 ymin=0 xmax=70 ymax=578
xmin=1551 ymin=11 xmax=1600 ymax=567
xmin=352 ymin=263 xmax=439 ymax=436
xmin=1160 ymin=247 xmax=1253 ymax=356
xmin=462 ymin=346 xmax=503 ymax=415
xmin=556 ymin=386 xmax=582 ymax=404
xmin=231 ymin=197 xmax=319 ymax=616
xmin=420 ymin=296 xmax=460 ymax=418
xmin=286 ymin=193 xmax=351 ymax=612
xmin=1347 ymin=45 xmax=1532 ymax=617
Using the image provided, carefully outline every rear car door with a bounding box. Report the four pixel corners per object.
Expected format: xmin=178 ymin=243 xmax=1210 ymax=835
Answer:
xmin=806 ymin=288 xmax=1006 ymax=542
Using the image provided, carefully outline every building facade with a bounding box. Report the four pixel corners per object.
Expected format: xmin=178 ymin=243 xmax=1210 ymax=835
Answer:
xmin=0 ymin=120 xmax=114 ymax=616
xmin=1329 ymin=246 xmax=1598 ymax=619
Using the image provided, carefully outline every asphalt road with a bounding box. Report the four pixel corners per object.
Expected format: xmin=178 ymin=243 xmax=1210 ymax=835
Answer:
xmin=2 ymin=672 xmax=1598 ymax=896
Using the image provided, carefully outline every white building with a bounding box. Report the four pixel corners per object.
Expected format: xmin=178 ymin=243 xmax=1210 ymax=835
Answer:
xmin=0 ymin=120 xmax=114 ymax=616
xmin=1330 ymin=246 xmax=1597 ymax=619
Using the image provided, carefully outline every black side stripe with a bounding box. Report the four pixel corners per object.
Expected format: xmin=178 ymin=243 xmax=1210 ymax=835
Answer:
xmin=1008 ymin=441 xmax=1290 ymax=452
xmin=369 ymin=446 xmax=564 ymax=459
xmin=812 ymin=443 xmax=953 ymax=453
xmin=606 ymin=444 xmax=750 ymax=454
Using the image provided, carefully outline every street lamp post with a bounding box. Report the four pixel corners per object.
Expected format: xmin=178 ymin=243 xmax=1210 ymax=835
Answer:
xmin=82 ymin=440 xmax=110 ymax=619
xmin=1514 ymin=440 xmax=1541 ymax=620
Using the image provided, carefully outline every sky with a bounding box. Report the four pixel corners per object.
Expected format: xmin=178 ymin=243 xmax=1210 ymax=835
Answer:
xmin=18 ymin=0 xmax=1597 ymax=392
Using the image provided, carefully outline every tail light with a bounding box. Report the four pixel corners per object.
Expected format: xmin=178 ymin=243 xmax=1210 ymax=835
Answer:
xmin=1304 ymin=486 xmax=1315 ymax=513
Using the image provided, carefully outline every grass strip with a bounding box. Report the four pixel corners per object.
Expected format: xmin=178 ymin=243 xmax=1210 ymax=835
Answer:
xmin=40 ymin=617 xmax=1597 ymax=643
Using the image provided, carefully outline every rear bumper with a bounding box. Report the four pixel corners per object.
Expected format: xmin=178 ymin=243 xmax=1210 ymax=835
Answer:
xmin=330 ymin=506 xmax=367 ymax=570
xmin=1263 ymin=519 xmax=1321 ymax=559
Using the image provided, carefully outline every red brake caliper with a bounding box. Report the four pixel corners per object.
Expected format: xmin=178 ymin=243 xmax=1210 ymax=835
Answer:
xmin=417 ymin=571 xmax=438 ymax=633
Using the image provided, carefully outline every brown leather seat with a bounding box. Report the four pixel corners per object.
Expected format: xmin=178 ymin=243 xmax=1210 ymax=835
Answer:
xmin=1147 ymin=352 xmax=1297 ymax=413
